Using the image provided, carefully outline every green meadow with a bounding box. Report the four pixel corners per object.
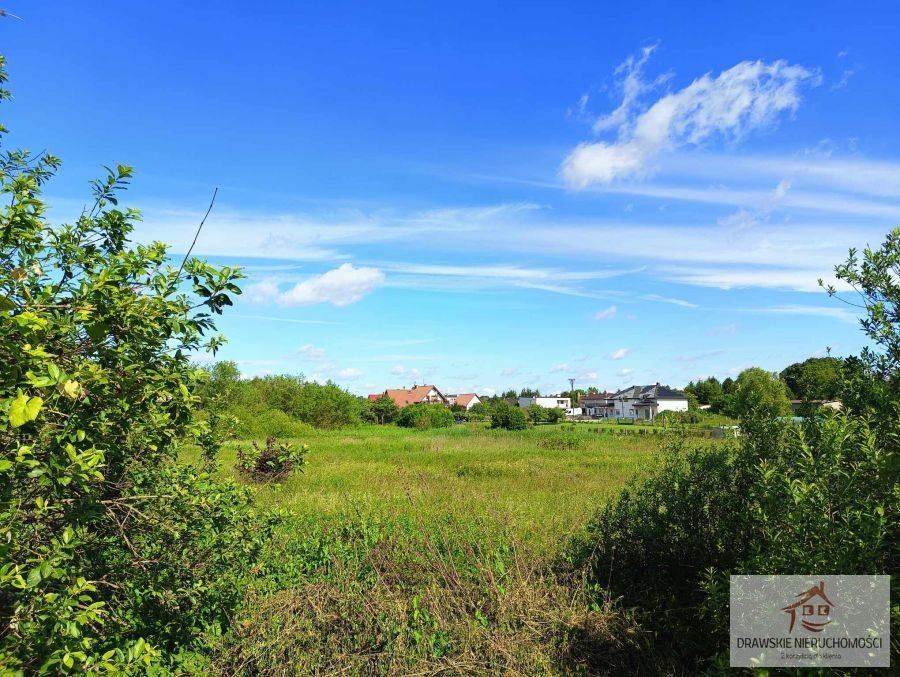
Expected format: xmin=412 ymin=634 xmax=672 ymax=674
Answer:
xmin=190 ymin=423 xmax=664 ymax=551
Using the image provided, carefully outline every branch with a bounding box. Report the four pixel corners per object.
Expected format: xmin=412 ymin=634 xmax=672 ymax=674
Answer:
xmin=175 ymin=187 xmax=218 ymax=282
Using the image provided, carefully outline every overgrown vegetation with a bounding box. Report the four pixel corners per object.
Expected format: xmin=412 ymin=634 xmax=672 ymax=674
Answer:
xmin=236 ymin=436 xmax=308 ymax=482
xmin=0 ymin=57 xmax=276 ymax=672
xmin=396 ymin=403 xmax=455 ymax=429
xmin=568 ymin=232 xmax=900 ymax=670
xmin=211 ymin=512 xmax=650 ymax=675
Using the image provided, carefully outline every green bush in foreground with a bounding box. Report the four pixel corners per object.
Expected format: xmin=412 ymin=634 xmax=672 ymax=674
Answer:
xmin=396 ymin=403 xmax=454 ymax=429
xmin=571 ymin=230 xmax=900 ymax=670
xmin=0 ymin=58 xmax=274 ymax=672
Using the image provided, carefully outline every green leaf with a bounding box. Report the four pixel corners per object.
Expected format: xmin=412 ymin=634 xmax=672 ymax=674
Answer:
xmin=26 ymin=567 xmax=42 ymax=588
xmin=9 ymin=393 xmax=43 ymax=428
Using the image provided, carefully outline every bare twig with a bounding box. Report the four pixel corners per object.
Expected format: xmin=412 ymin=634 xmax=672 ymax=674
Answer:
xmin=175 ymin=187 xmax=218 ymax=282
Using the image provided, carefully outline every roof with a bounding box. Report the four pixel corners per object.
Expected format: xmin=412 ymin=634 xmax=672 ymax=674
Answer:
xmin=581 ymin=391 xmax=615 ymax=402
xmin=384 ymin=385 xmax=447 ymax=407
xmin=455 ymin=393 xmax=479 ymax=407
xmin=611 ymin=384 xmax=688 ymax=401
xmin=367 ymin=393 xmax=384 ymax=401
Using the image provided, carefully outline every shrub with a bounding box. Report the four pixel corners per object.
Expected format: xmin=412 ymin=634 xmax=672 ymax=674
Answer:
xmin=237 ymin=408 xmax=315 ymax=439
xmin=490 ymin=401 xmax=528 ymax=430
xmin=0 ymin=58 xmax=274 ymax=672
xmin=236 ymin=437 xmax=309 ymax=482
xmin=545 ymin=407 xmax=565 ymax=424
xmin=567 ymin=439 xmax=751 ymax=658
xmin=396 ymin=404 xmax=454 ymax=429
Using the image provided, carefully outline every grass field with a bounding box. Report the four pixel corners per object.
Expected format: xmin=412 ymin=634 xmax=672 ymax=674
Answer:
xmin=193 ymin=423 xmax=667 ymax=551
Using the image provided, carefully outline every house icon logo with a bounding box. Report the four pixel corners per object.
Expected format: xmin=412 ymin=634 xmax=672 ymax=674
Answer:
xmin=782 ymin=581 xmax=833 ymax=633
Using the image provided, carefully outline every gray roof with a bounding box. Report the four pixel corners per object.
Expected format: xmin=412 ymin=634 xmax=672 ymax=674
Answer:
xmin=611 ymin=384 xmax=688 ymax=401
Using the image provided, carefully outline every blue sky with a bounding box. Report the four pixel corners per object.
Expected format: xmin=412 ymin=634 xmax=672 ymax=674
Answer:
xmin=4 ymin=1 xmax=899 ymax=395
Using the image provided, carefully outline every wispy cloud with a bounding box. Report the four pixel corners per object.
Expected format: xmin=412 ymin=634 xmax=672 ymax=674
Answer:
xmin=709 ymin=323 xmax=738 ymax=336
xmin=609 ymin=347 xmax=631 ymax=360
xmin=639 ymin=293 xmax=698 ymax=308
xmin=594 ymin=305 xmax=618 ymax=320
xmin=751 ymin=304 xmax=860 ymax=324
xmin=563 ymin=50 xmax=819 ymax=186
xmin=617 ymin=367 xmax=634 ymax=378
xmin=298 ymin=344 xmax=327 ymax=361
xmin=676 ymin=350 xmax=725 ymax=362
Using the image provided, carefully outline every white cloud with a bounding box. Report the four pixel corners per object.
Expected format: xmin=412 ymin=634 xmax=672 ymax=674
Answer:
xmin=609 ymin=348 xmax=631 ymax=360
xmin=391 ymin=365 xmax=422 ymax=379
xmin=298 ymin=344 xmax=327 ymax=360
xmin=278 ymin=264 xmax=385 ymax=307
xmin=639 ymin=293 xmax=698 ymax=308
xmin=594 ymin=305 xmax=618 ymax=320
xmin=774 ymin=179 xmax=792 ymax=199
xmin=617 ymin=367 xmax=633 ymax=378
xmin=500 ymin=367 xmax=520 ymax=376
xmin=550 ymin=363 xmax=572 ymax=373
xmin=243 ymin=278 xmax=281 ymax=304
xmin=709 ymin=323 xmax=738 ymax=336
xmin=753 ymin=304 xmax=860 ymax=324
xmin=563 ymin=52 xmax=819 ymax=186
xmin=661 ymin=267 xmax=840 ymax=292
xmin=676 ymin=350 xmax=725 ymax=362
xmin=337 ymin=367 xmax=362 ymax=380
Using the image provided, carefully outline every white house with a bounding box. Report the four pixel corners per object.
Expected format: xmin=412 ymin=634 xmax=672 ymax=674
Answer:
xmin=518 ymin=396 xmax=572 ymax=410
xmin=581 ymin=385 xmax=688 ymax=421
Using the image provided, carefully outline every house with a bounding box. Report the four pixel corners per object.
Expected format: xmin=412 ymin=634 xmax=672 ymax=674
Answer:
xmin=383 ymin=384 xmax=449 ymax=407
xmin=609 ymin=384 xmax=689 ymax=421
xmin=517 ymin=396 xmax=572 ymax=410
xmin=581 ymin=392 xmax=616 ymax=417
xmin=582 ymin=384 xmax=688 ymax=421
xmin=447 ymin=393 xmax=481 ymax=410
xmin=789 ymin=399 xmax=843 ymax=413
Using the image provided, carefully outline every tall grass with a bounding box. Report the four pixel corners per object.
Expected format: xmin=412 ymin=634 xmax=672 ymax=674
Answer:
xmin=189 ymin=423 xmax=663 ymax=552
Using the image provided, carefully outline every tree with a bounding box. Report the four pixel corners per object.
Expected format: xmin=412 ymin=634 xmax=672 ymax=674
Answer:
xmin=687 ymin=377 xmax=723 ymax=405
xmin=779 ymin=357 xmax=842 ymax=401
xmin=519 ymin=387 xmax=540 ymax=398
xmin=545 ymin=407 xmax=565 ymax=424
xmin=526 ymin=404 xmax=548 ymax=424
xmin=0 ymin=57 xmax=273 ymax=672
xmin=490 ymin=401 xmax=528 ymax=430
xmin=731 ymin=368 xmax=792 ymax=420
xmin=370 ymin=393 xmax=400 ymax=424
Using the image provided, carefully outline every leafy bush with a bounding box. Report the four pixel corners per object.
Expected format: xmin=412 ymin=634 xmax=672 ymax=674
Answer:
xmin=490 ymin=401 xmax=528 ymax=430
xmin=238 ymin=408 xmax=315 ymax=440
xmin=567 ymin=438 xmax=751 ymax=660
xmin=236 ymin=437 xmax=309 ymax=481
xmin=0 ymin=58 xmax=274 ymax=672
xmin=396 ymin=403 xmax=454 ymax=429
